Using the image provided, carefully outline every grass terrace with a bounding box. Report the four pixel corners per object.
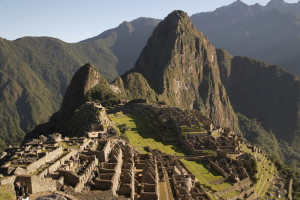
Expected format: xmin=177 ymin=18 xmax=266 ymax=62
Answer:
xmin=180 ymin=125 xmax=207 ymax=135
xmin=240 ymin=143 xmax=276 ymax=198
xmin=59 ymin=141 xmax=81 ymax=150
xmin=107 ymin=107 xmax=264 ymax=199
xmin=180 ymin=159 xmax=237 ymax=197
xmin=109 ymin=112 xmax=187 ymax=156
xmin=0 ymin=185 xmax=15 ymax=200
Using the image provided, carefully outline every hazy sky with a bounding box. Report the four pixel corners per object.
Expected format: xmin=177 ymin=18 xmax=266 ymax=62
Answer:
xmin=0 ymin=0 xmax=298 ymax=42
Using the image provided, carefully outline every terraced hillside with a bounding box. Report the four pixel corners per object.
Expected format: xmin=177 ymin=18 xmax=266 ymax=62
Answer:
xmin=108 ymin=104 xmax=286 ymax=199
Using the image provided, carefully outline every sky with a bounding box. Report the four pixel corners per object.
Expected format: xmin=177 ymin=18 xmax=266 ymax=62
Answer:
xmin=0 ymin=0 xmax=298 ymax=43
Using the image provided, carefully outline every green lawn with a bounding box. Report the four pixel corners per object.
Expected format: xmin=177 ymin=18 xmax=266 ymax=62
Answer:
xmin=180 ymin=159 xmax=233 ymax=192
xmin=0 ymin=185 xmax=15 ymax=200
xmin=109 ymin=112 xmax=187 ymax=156
xmin=241 ymin=144 xmax=276 ymax=198
xmin=109 ymin=110 xmax=237 ymax=198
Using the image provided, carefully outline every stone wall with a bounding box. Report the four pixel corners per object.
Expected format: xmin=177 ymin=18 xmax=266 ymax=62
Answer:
xmin=26 ymin=146 xmax=63 ymax=173
xmin=86 ymin=140 xmax=111 ymax=162
xmin=60 ymin=170 xmax=80 ymax=187
xmin=208 ymin=160 xmax=228 ymax=178
xmin=0 ymin=175 xmax=16 ymax=185
xmin=74 ymin=156 xmax=98 ymax=193
xmin=39 ymin=150 xmax=78 ymax=178
xmin=110 ymin=148 xmax=123 ymax=195
xmin=79 ymin=139 xmax=92 ymax=151
xmin=31 ymin=176 xmax=57 ymax=194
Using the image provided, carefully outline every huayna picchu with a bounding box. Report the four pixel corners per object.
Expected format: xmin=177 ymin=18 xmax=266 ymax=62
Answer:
xmin=0 ymin=10 xmax=299 ymax=200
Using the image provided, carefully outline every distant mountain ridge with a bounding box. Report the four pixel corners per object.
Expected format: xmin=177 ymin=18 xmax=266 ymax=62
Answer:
xmin=0 ymin=18 xmax=159 ymax=150
xmin=82 ymin=17 xmax=161 ymax=74
xmin=111 ymin=10 xmax=300 ymax=166
xmin=3 ymin=0 xmax=300 ymax=160
xmin=191 ymin=0 xmax=300 ymax=76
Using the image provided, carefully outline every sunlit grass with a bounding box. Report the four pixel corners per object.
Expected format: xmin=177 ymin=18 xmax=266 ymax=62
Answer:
xmin=109 ymin=112 xmax=187 ymax=156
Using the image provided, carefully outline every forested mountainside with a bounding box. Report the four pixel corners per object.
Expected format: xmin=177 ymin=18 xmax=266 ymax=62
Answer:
xmin=0 ymin=18 xmax=159 ymax=151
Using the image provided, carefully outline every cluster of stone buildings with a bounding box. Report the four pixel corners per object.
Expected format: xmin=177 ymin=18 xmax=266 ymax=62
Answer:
xmin=123 ymin=102 xmax=261 ymax=199
xmin=124 ymin=103 xmax=217 ymax=143
xmin=0 ymin=101 xmax=272 ymax=199
xmin=0 ymin=132 xmax=211 ymax=199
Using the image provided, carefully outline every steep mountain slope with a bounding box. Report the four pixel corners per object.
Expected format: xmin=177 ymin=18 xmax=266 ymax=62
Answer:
xmin=116 ymin=10 xmax=240 ymax=131
xmin=217 ymin=49 xmax=300 ymax=141
xmin=111 ymin=10 xmax=300 ymax=166
xmin=25 ymin=63 xmax=118 ymax=140
xmin=191 ymin=0 xmax=300 ymax=76
xmin=0 ymin=18 xmax=159 ymax=150
xmin=0 ymin=37 xmax=118 ymax=150
xmin=83 ymin=17 xmax=160 ymax=74
xmin=216 ymin=48 xmax=300 ymax=164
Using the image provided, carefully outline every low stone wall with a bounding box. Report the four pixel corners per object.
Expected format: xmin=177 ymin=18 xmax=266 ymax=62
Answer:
xmin=59 ymin=170 xmax=80 ymax=187
xmin=26 ymin=146 xmax=63 ymax=174
xmin=79 ymin=139 xmax=91 ymax=151
xmin=86 ymin=140 xmax=111 ymax=162
xmin=38 ymin=150 xmax=78 ymax=178
xmin=31 ymin=176 xmax=57 ymax=194
xmin=74 ymin=156 xmax=98 ymax=193
xmin=111 ymin=150 xmax=123 ymax=195
xmin=209 ymin=160 xmax=228 ymax=178
xmin=0 ymin=175 xmax=16 ymax=185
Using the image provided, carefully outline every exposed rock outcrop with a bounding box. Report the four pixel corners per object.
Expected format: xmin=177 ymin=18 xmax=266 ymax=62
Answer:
xmin=24 ymin=63 xmax=115 ymax=140
xmin=120 ymin=10 xmax=239 ymax=131
xmin=217 ymin=48 xmax=300 ymax=141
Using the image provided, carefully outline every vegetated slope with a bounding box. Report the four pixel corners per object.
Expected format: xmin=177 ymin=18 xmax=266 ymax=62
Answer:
xmin=25 ymin=63 xmax=119 ymax=140
xmin=115 ymin=10 xmax=240 ymax=132
xmin=83 ymin=17 xmax=161 ymax=74
xmin=0 ymin=37 xmax=118 ymax=150
xmin=0 ymin=17 xmax=159 ymax=150
xmin=111 ymin=10 xmax=300 ymax=166
xmin=191 ymin=0 xmax=300 ymax=76
xmin=217 ymin=48 xmax=300 ymax=164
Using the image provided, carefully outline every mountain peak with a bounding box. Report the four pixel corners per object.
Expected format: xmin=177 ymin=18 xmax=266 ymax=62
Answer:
xmin=167 ymin=10 xmax=189 ymax=18
xmin=160 ymin=10 xmax=191 ymax=28
xmin=266 ymin=0 xmax=287 ymax=8
xmin=159 ymin=10 xmax=195 ymax=35
xmin=227 ymin=0 xmax=249 ymax=8
xmin=59 ymin=63 xmax=100 ymax=115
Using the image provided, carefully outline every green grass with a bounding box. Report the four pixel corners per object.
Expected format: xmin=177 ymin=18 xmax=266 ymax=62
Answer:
xmin=241 ymin=143 xmax=276 ymax=198
xmin=59 ymin=141 xmax=81 ymax=150
xmin=109 ymin=112 xmax=187 ymax=156
xmin=0 ymin=184 xmax=15 ymax=200
xmin=221 ymin=190 xmax=241 ymax=198
xmin=180 ymin=159 xmax=233 ymax=192
xmin=110 ymin=110 xmax=239 ymax=198
xmin=159 ymin=182 xmax=170 ymax=200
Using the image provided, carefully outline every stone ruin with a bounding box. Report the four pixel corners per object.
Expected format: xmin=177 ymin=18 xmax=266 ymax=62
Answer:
xmin=151 ymin=148 xmax=210 ymax=200
xmin=124 ymin=102 xmax=220 ymax=144
xmin=0 ymin=101 xmax=275 ymax=200
xmin=183 ymin=131 xmax=241 ymax=157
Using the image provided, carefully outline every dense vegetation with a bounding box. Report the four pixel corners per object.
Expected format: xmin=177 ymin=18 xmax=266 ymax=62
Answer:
xmin=238 ymin=113 xmax=282 ymax=160
xmin=0 ymin=18 xmax=159 ymax=150
xmin=271 ymin=156 xmax=300 ymax=199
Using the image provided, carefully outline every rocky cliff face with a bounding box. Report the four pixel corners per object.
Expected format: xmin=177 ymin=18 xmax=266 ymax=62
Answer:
xmin=55 ymin=63 xmax=100 ymax=131
xmin=24 ymin=63 xmax=115 ymax=140
xmin=217 ymin=49 xmax=300 ymax=141
xmin=59 ymin=63 xmax=100 ymax=117
xmin=121 ymin=11 xmax=239 ymax=130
